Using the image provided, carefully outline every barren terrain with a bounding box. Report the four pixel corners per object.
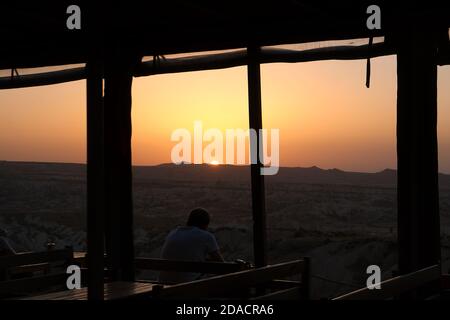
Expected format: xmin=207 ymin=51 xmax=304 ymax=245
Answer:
xmin=1 ymin=161 xmax=449 ymax=298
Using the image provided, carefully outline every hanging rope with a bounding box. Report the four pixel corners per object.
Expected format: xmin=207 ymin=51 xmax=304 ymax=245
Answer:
xmin=10 ymin=68 xmax=19 ymax=81
xmin=152 ymin=55 xmax=166 ymax=70
xmin=365 ymin=36 xmax=373 ymax=88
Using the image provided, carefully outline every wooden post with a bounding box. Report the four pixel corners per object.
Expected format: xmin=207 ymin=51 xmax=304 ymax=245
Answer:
xmin=86 ymin=60 xmax=105 ymax=300
xmin=103 ymin=55 xmax=136 ymax=281
xmin=301 ymin=257 xmax=311 ymax=300
xmin=247 ymin=46 xmax=267 ymax=267
xmin=396 ymin=30 xmax=441 ymax=283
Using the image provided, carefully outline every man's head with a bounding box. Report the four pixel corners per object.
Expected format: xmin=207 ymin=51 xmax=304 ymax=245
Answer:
xmin=187 ymin=208 xmax=210 ymax=230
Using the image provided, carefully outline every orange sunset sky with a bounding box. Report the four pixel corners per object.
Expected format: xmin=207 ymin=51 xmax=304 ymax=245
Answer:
xmin=1 ymin=56 xmax=450 ymax=173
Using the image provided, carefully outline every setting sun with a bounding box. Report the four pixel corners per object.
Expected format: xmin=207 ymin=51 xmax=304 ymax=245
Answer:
xmin=209 ymin=160 xmax=220 ymax=165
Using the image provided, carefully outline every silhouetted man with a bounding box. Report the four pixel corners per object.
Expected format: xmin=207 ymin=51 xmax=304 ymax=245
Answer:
xmin=158 ymin=208 xmax=224 ymax=284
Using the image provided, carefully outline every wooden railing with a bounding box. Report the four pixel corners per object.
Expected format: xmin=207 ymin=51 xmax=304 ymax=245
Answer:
xmin=333 ymin=265 xmax=442 ymax=300
xmin=135 ymin=257 xmax=247 ymax=275
xmin=0 ymin=248 xmax=73 ymax=270
xmin=0 ymin=248 xmax=74 ymax=297
xmin=3 ymin=252 xmax=310 ymax=300
xmin=148 ymin=259 xmax=310 ymax=300
xmin=74 ymin=254 xmax=249 ymax=275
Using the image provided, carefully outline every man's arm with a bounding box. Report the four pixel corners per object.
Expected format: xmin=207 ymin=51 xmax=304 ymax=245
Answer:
xmin=207 ymin=250 xmax=224 ymax=262
xmin=205 ymin=232 xmax=224 ymax=262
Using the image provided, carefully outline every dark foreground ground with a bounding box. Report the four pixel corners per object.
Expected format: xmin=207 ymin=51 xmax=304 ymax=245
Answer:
xmin=1 ymin=161 xmax=449 ymax=298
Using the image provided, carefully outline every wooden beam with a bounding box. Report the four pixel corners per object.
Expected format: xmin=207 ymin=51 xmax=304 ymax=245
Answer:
xmin=333 ymin=265 xmax=441 ymax=300
xmin=86 ymin=60 xmax=105 ymax=300
xmin=103 ymin=55 xmax=136 ymax=282
xmin=0 ymin=67 xmax=86 ymax=89
xmin=300 ymin=256 xmax=311 ymax=299
xmin=135 ymin=43 xmax=394 ymax=77
xmin=0 ymin=43 xmax=394 ymax=90
xmin=247 ymin=46 xmax=267 ymax=268
xmin=396 ymin=30 xmax=441 ymax=288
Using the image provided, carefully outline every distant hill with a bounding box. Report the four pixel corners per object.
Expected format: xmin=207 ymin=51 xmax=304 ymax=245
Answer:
xmin=135 ymin=163 xmax=450 ymax=188
xmin=2 ymin=160 xmax=450 ymax=189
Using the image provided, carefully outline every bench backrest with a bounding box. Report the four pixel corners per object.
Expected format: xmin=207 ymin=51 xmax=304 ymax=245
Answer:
xmin=135 ymin=258 xmax=247 ymax=275
xmin=74 ymin=255 xmax=247 ymax=275
xmin=152 ymin=259 xmax=308 ymax=299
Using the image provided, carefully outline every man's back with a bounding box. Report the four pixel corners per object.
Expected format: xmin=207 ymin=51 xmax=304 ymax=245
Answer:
xmin=158 ymin=226 xmax=219 ymax=283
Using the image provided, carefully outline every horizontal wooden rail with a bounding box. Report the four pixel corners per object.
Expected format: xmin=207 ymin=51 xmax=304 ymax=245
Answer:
xmin=0 ymin=67 xmax=86 ymax=89
xmin=72 ymin=252 xmax=106 ymax=267
xmin=0 ymin=43 xmax=394 ymax=90
xmin=135 ymin=43 xmax=393 ymax=77
xmin=333 ymin=265 xmax=441 ymax=300
xmin=135 ymin=258 xmax=247 ymax=274
xmin=73 ymin=254 xmax=248 ymax=275
xmin=0 ymin=248 xmax=73 ymax=269
xmin=263 ymin=279 xmax=301 ymax=291
xmin=9 ymin=263 xmax=50 ymax=276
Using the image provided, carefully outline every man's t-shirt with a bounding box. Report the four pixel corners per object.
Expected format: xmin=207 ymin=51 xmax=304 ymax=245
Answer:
xmin=158 ymin=226 xmax=220 ymax=284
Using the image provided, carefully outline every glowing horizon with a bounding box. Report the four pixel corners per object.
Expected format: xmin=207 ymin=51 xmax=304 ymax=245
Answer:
xmin=1 ymin=56 xmax=450 ymax=173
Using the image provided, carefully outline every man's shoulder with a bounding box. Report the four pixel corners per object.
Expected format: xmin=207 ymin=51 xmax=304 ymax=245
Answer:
xmin=192 ymin=227 xmax=215 ymax=237
xmin=184 ymin=227 xmax=217 ymax=242
xmin=0 ymin=237 xmax=9 ymax=249
xmin=168 ymin=226 xmax=216 ymax=241
xmin=165 ymin=227 xmax=181 ymax=239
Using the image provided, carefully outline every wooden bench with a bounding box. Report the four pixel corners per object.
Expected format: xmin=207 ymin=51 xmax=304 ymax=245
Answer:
xmin=333 ymin=265 xmax=444 ymax=300
xmin=148 ymin=259 xmax=310 ymax=300
xmin=74 ymin=254 xmax=249 ymax=275
xmin=22 ymin=281 xmax=158 ymax=300
xmin=17 ymin=258 xmax=310 ymax=300
xmin=73 ymin=254 xmax=249 ymax=282
xmin=0 ymin=248 xmax=74 ymax=298
xmin=135 ymin=257 xmax=249 ymax=275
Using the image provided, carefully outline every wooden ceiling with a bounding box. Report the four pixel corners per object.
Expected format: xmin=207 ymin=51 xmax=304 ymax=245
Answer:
xmin=1 ymin=1 xmax=449 ymax=69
